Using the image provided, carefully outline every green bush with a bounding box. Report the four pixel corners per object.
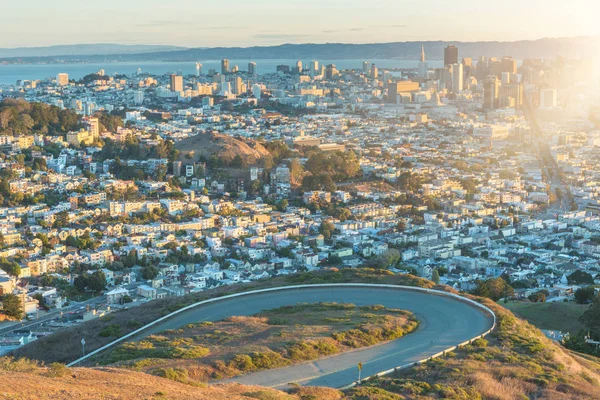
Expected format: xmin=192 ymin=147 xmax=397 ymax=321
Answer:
xmin=98 ymin=324 xmax=121 ymax=337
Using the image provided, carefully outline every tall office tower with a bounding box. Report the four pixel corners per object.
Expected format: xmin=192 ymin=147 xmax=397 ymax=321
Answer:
xmin=362 ymin=61 xmax=371 ymax=74
xmin=248 ymin=61 xmax=257 ymax=75
xmin=370 ymin=63 xmax=379 ymax=79
xmin=418 ymin=45 xmax=429 ymax=78
xmin=450 ymin=63 xmax=463 ymax=93
xmin=309 ymin=60 xmax=319 ymax=76
xmin=97 ymin=69 xmax=105 ymax=76
xmin=499 ymin=84 xmax=523 ymax=109
xmin=232 ymin=77 xmax=243 ymax=94
xmin=325 ymin=64 xmax=338 ymax=79
xmin=501 ymin=56 xmax=517 ymax=74
xmin=444 ymin=45 xmax=458 ymax=66
xmin=231 ymin=65 xmax=239 ymax=73
xmin=540 ymin=88 xmax=558 ymax=109
xmin=475 ymin=56 xmax=489 ymax=80
xmin=133 ymin=89 xmax=144 ymax=105
xmin=252 ymin=84 xmax=262 ymax=99
xmin=170 ymin=74 xmax=183 ymax=92
xmin=136 ymin=68 xmax=143 ymax=76
xmin=501 ymin=72 xmax=511 ymax=85
xmin=56 ymin=73 xmax=69 ymax=86
xmin=195 ymin=63 xmax=202 ymax=77
xmin=483 ymin=76 xmax=500 ymax=109
xmin=221 ymin=58 xmax=230 ymax=74
xmin=295 ymin=60 xmax=303 ymax=73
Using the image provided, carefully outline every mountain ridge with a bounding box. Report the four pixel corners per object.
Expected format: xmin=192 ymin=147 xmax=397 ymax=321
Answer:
xmin=0 ymin=36 xmax=597 ymax=64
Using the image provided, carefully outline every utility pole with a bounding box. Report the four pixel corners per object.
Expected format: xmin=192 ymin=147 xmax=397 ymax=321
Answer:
xmin=81 ymin=338 xmax=86 ymax=357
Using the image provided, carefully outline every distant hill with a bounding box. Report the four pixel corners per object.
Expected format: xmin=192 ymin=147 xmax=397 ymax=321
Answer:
xmin=0 ymin=44 xmax=187 ymax=58
xmin=175 ymin=132 xmax=270 ymax=165
xmin=0 ymin=37 xmax=597 ymax=64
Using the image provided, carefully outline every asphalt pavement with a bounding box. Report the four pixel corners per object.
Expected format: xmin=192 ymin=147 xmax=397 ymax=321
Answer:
xmin=125 ymin=286 xmax=494 ymax=388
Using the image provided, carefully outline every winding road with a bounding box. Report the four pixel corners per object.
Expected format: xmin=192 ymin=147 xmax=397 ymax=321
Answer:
xmin=118 ymin=285 xmax=495 ymax=389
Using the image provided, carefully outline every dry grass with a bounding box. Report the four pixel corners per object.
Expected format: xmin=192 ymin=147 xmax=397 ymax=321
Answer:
xmin=97 ymin=302 xmax=417 ymax=384
xmin=13 ymin=268 xmax=432 ymax=365
xmin=348 ymin=296 xmax=600 ymax=399
xmin=0 ymin=360 xmax=317 ymax=400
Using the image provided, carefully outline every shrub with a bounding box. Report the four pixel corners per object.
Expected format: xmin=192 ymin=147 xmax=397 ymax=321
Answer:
xmin=46 ymin=363 xmax=69 ymax=378
xmin=98 ymin=324 xmax=121 ymax=338
xmin=230 ymin=354 xmax=255 ymax=371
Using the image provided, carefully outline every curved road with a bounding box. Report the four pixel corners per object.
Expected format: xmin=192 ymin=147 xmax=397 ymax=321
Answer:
xmin=124 ymin=286 xmax=494 ymax=389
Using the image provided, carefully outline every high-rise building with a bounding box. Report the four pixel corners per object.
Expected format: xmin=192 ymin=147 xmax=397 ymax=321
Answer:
xmin=133 ymin=89 xmax=144 ymax=105
xmin=248 ymin=62 xmax=257 ymax=75
xmin=83 ymin=117 xmax=100 ymax=137
xmin=387 ymin=81 xmax=420 ymax=104
xmin=418 ymin=45 xmax=429 ymax=79
xmin=252 ymin=84 xmax=262 ymax=99
xmin=540 ymin=88 xmax=558 ymax=109
xmin=57 ymin=73 xmax=69 ymax=86
xmin=483 ymin=76 xmax=500 ymax=109
xmin=370 ymin=63 xmax=378 ymax=79
xmin=195 ymin=63 xmax=202 ymax=77
xmin=325 ymin=64 xmax=338 ymax=80
xmin=295 ymin=60 xmax=303 ymax=73
xmin=450 ymin=63 xmax=464 ymax=93
xmin=310 ymin=61 xmax=319 ymax=77
xmin=232 ymin=77 xmax=243 ymax=94
xmin=444 ymin=45 xmax=459 ymax=66
xmin=362 ymin=61 xmax=371 ymax=74
xmin=170 ymin=74 xmax=183 ymax=92
xmin=499 ymin=84 xmax=523 ymax=109
xmin=221 ymin=59 xmax=230 ymax=74
xmin=501 ymin=57 xmax=517 ymax=75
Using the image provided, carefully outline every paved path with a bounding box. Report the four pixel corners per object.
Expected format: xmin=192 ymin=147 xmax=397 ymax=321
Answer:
xmin=126 ymin=286 xmax=493 ymax=388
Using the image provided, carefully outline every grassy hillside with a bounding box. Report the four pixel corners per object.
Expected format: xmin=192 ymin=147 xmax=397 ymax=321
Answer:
xmin=13 ymin=268 xmax=434 ymax=364
xmin=346 ymin=297 xmax=600 ymax=399
xmin=0 ymin=357 xmax=341 ymax=400
xmin=502 ymin=300 xmax=588 ymax=333
xmin=175 ymin=132 xmax=270 ymax=165
xmin=4 ymin=291 xmax=600 ymax=399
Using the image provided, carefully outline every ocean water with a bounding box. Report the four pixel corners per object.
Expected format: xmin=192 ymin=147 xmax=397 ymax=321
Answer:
xmin=0 ymin=59 xmax=444 ymax=85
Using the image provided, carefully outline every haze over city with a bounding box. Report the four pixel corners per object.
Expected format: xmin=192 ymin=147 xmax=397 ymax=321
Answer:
xmin=1 ymin=0 xmax=600 ymax=47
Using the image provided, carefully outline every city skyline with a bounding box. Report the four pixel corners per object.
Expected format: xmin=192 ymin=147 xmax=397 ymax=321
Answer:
xmin=1 ymin=0 xmax=599 ymax=48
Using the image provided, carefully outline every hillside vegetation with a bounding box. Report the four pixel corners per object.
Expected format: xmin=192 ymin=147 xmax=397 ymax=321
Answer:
xmin=175 ymin=132 xmax=270 ymax=166
xmin=0 ymin=98 xmax=80 ymax=136
xmin=96 ymin=303 xmax=418 ymax=383
xmin=13 ymin=268 xmax=434 ymax=364
xmin=347 ymin=297 xmax=600 ymax=399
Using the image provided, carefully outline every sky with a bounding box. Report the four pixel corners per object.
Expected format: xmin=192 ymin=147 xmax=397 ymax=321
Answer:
xmin=1 ymin=0 xmax=599 ymax=48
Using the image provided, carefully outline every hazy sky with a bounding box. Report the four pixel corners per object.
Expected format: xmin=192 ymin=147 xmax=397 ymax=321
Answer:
xmin=1 ymin=0 xmax=598 ymax=48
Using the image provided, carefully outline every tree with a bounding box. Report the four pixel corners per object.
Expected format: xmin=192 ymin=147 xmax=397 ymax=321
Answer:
xmin=88 ymin=271 xmax=107 ymax=293
xmin=141 ymin=265 xmax=159 ymax=280
xmin=431 ymin=269 xmax=440 ymax=285
xmin=374 ymin=249 xmax=401 ymax=269
xmin=123 ymin=250 xmax=138 ymax=268
xmin=53 ymin=210 xmax=69 ymax=228
xmin=568 ymin=271 xmax=594 ymax=285
xmin=0 ymin=260 xmax=21 ymax=277
xmin=575 ymin=286 xmax=596 ymax=304
xmin=1 ymin=294 xmax=23 ymax=320
xmin=276 ymin=199 xmax=288 ymax=212
xmin=74 ymin=275 xmax=88 ymax=292
xmin=580 ymin=294 xmax=600 ymax=339
xmin=528 ymin=290 xmax=548 ymax=303
xmin=318 ymin=220 xmax=336 ymax=240
xmin=473 ymin=277 xmax=514 ymax=301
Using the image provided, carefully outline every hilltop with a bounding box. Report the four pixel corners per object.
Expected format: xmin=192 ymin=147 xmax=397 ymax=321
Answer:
xmin=174 ymin=132 xmax=270 ymax=166
xmin=1 ymin=36 xmax=597 ymax=64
